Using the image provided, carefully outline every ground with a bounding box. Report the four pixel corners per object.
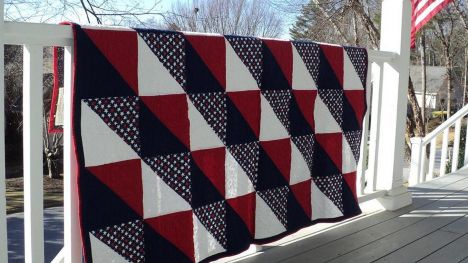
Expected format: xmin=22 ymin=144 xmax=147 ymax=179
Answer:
xmin=6 ymin=175 xmax=63 ymax=214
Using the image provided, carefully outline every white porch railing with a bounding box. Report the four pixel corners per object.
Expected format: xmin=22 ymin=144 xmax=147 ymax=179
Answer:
xmin=0 ymin=0 xmax=414 ymax=262
xmin=409 ymin=105 xmax=468 ymax=186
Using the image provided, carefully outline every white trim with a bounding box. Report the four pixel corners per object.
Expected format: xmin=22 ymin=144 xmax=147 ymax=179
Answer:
xmin=0 ymin=0 xmax=7 ymax=261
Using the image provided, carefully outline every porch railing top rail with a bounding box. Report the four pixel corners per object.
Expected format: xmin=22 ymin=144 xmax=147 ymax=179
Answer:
xmin=409 ymin=104 xmax=468 ymax=186
xmin=423 ymin=104 xmax=468 ymax=144
xmin=3 ymin=21 xmax=398 ymax=62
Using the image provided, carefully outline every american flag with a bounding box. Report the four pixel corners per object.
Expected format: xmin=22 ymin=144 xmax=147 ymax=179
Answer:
xmin=411 ymin=0 xmax=453 ymax=48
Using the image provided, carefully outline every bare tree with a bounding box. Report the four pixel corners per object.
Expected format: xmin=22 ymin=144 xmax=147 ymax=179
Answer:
xmin=5 ymin=0 xmax=164 ymax=27
xmin=430 ymin=6 xmax=466 ymax=118
xmin=165 ymin=0 xmax=284 ymax=38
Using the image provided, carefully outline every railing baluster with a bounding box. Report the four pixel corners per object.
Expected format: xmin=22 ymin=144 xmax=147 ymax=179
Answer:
xmin=439 ymin=128 xmax=450 ymax=177
xmin=63 ymin=46 xmax=82 ymax=263
xmin=356 ymin=107 xmax=369 ymax=195
xmin=356 ymin=62 xmax=374 ymax=195
xmin=464 ymin=120 xmax=468 ymax=166
xmin=420 ymin=144 xmax=427 ymax=182
xmin=427 ymin=138 xmax=436 ymax=180
xmin=23 ymin=44 xmax=44 ymax=263
xmin=452 ymin=119 xmax=462 ymax=172
xmin=0 ymin=0 xmax=8 ymax=260
xmin=366 ymin=62 xmax=384 ymax=192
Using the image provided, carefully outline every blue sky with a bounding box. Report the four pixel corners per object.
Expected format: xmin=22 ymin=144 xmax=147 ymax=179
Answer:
xmin=4 ymin=0 xmax=295 ymax=37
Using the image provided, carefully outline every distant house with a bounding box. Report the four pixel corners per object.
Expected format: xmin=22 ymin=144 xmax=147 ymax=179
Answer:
xmin=410 ymin=65 xmax=464 ymax=116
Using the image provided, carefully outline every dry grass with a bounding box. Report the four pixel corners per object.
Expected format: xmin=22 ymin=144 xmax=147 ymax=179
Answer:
xmin=5 ymin=175 xmax=63 ymax=214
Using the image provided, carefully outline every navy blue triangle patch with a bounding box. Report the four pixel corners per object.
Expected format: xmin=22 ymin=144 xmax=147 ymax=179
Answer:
xmin=185 ymin=40 xmax=224 ymax=94
xmin=257 ymin=146 xmax=289 ymax=191
xmin=287 ymin=191 xmax=311 ymax=232
xmin=226 ymin=96 xmax=258 ymax=145
xmin=261 ymin=42 xmax=291 ymax=91
xmin=191 ymin=162 xmax=225 ymax=209
xmin=290 ymin=96 xmax=314 ymax=137
xmin=143 ymin=222 xmax=193 ymax=263
xmin=74 ymin=26 xmax=136 ymax=99
xmin=139 ymin=99 xmax=189 ymax=157
xmin=312 ymin=141 xmax=341 ymax=177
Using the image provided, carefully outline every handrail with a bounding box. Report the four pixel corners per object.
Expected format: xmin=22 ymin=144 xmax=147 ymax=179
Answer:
xmin=2 ymin=21 xmax=398 ymax=62
xmin=423 ymin=104 xmax=468 ymax=144
xmin=409 ymin=104 xmax=468 ymax=186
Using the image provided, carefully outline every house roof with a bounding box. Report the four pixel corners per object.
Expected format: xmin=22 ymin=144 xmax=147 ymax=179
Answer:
xmin=410 ymin=65 xmax=446 ymax=94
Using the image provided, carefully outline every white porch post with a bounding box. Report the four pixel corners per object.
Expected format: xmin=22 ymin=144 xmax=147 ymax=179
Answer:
xmin=0 ymin=0 xmax=8 ymax=261
xmin=409 ymin=137 xmax=423 ymax=186
xmin=375 ymin=0 xmax=413 ymax=210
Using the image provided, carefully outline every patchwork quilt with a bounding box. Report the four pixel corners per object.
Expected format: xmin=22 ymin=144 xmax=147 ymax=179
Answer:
xmin=67 ymin=24 xmax=368 ymax=262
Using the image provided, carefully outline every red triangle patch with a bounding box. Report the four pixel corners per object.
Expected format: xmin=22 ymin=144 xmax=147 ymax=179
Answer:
xmin=185 ymin=35 xmax=226 ymax=89
xmin=343 ymin=172 xmax=358 ymax=201
xmin=227 ymin=192 xmax=256 ymax=236
xmin=290 ymin=179 xmax=312 ymax=219
xmin=140 ymin=94 xmax=190 ymax=148
xmin=227 ymin=91 xmax=261 ymax=138
xmin=319 ymin=44 xmax=343 ymax=87
xmin=191 ymin=147 xmax=226 ymax=197
xmin=84 ymin=28 xmax=138 ymax=94
xmin=260 ymin=138 xmax=291 ymax=182
xmin=145 ymin=211 xmax=195 ymax=261
xmin=315 ymin=133 xmax=342 ymax=173
xmin=344 ymin=90 xmax=366 ymax=128
xmin=293 ymin=90 xmax=317 ymax=130
xmin=263 ymin=39 xmax=293 ymax=86
xmin=87 ymin=159 xmax=143 ymax=216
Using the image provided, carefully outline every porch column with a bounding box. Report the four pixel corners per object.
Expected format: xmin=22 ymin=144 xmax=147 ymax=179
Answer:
xmin=375 ymin=0 xmax=412 ymax=210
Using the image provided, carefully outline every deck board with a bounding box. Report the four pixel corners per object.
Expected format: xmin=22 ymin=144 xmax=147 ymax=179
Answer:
xmin=231 ymin=171 xmax=468 ymax=263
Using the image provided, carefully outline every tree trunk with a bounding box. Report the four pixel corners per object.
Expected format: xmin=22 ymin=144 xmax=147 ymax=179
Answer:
xmin=464 ymin=48 xmax=467 ymax=105
xmin=408 ymin=77 xmax=425 ymax=137
xmin=445 ymin=47 xmax=452 ymax=118
xmin=420 ymin=31 xmax=427 ymax=133
xmin=47 ymin=156 xmax=59 ymax=179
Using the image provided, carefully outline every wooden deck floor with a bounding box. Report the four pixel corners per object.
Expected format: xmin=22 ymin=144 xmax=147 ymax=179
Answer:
xmin=228 ymin=168 xmax=468 ymax=263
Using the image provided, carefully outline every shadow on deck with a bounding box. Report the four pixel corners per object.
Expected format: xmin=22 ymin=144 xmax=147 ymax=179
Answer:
xmin=228 ymin=169 xmax=468 ymax=263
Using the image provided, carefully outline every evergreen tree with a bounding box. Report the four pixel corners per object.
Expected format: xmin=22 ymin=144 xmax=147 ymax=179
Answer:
xmin=290 ymin=3 xmax=317 ymax=40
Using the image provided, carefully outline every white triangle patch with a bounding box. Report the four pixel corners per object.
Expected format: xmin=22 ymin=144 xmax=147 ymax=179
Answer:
xmin=313 ymin=96 xmax=341 ymax=134
xmin=311 ymin=181 xmax=343 ymax=220
xmin=225 ymin=150 xmax=255 ymax=199
xmin=342 ymin=135 xmax=357 ymax=174
xmin=81 ymin=102 xmax=139 ymax=167
xmin=137 ymin=36 xmax=185 ymax=96
xmin=260 ymin=94 xmax=289 ymax=141
xmin=226 ymin=39 xmax=260 ymax=92
xmin=89 ymin=233 xmax=128 ymax=263
xmin=343 ymin=52 xmax=364 ymax=90
xmin=187 ymin=98 xmax=225 ymax=151
xmin=193 ymin=214 xmax=226 ymax=262
xmin=292 ymin=46 xmax=317 ymax=90
xmin=290 ymin=141 xmax=311 ymax=185
xmin=255 ymin=194 xmax=286 ymax=239
xmin=141 ymin=160 xmax=192 ymax=219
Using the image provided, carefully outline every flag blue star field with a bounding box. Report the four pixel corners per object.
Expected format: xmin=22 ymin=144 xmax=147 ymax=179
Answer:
xmin=65 ymin=24 xmax=369 ymax=262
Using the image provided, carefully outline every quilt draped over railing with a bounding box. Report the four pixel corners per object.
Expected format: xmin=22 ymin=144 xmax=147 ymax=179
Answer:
xmin=66 ymin=23 xmax=368 ymax=262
